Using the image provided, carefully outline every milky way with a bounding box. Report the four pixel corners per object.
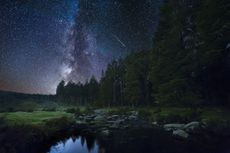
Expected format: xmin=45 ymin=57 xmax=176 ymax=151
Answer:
xmin=0 ymin=0 xmax=162 ymax=94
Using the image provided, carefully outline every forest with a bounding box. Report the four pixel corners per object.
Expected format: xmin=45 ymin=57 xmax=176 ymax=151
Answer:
xmin=56 ymin=0 xmax=230 ymax=107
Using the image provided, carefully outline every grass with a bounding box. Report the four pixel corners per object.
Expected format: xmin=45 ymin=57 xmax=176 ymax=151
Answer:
xmin=0 ymin=111 xmax=74 ymax=125
xmin=0 ymin=110 xmax=76 ymax=153
xmin=138 ymin=107 xmax=196 ymax=123
xmin=0 ymin=105 xmax=230 ymax=126
xmin=201 ymin=107 xmax=230 ymax=124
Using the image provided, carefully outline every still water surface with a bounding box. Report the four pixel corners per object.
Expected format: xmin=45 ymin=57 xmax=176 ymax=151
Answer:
xmin=47 ymin=137 xmax=99 ymax=153
xmin=46 ymin=129 xmax=230 ymax=153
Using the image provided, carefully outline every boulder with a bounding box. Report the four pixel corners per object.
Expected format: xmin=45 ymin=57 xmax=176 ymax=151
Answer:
xmin=164 ymin=124 xmax=185 ymax=131
xmin=100 ymin=129 xmax=110 ymax=136
xmin=78 ymin=116 xmax=85 ymax=120
xmin=111 ymin=115 xmax=119 ymax=118
xmin=85 ymin=117 xmax=94 ymax=122
xmin=152 ymin=121 xmax=158 ymax=126
xmin=184 ymin=121 xmax=200 ymax=132
xmin=107 ymin=115 xmax=119 ymax=120
xmin=173 ymin=129 xmax=189 ymax=139
xmin=130 ymin=111 xmax=138 ymax=116
xmin=201 ymin=119 xmax=208 ymax=128
xmin=94 ymin=115 xmax=105 ymax=121
xmin=114 ymin=119 xmax=125 ymax=125
xmin=76 ymin=120 xmax=86 ymax=124
xmin=94 ymin=109 xmax=107 ymax=115
xmin=128 ymin=115 xmax=138 ymax=120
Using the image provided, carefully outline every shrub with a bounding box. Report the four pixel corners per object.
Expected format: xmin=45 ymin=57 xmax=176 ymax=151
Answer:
xmin=42 ymin=107 xmax=56 ymax=111
xmin=65 ymin=108 xmax=81 ymax=116
xmin=84 ymin=107 xmax=94 ymax=115
xmin=18 ymin=101 xmax=38 ymax=112
xmin=139 ymin=109 xmax=152 ymax=119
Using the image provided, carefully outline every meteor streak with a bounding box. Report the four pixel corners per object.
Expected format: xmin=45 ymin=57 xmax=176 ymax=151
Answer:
xmin=112 ymin=34 xmax=127 ymax=48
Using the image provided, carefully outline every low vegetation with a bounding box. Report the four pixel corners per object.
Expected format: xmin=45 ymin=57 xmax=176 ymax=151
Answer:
xmin=1 ymin=104 xmax=230 ymax=128
xmin=139 ymin=107 xmax=230 ymax=125
xmin=0 ymin=109 xmax=76 ymax=153
xmin=0 ymin=111 xmax=73 ymax=126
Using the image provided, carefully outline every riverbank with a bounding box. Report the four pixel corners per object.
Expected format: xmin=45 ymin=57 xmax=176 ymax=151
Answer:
xmin=0 ymin=107 xmax=230 ymax=153
xmin=0 ymin=111 xmax=76 ymax=153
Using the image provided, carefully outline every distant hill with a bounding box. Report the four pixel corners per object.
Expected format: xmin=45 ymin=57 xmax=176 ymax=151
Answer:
xmin=0 ymin=90 xmax=57 ymax=112
xmin=0 ymin=90 xmax=56 ymax=103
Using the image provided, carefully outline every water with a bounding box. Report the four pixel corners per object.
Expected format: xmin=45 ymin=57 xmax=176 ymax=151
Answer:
xmin=47 ymin=136 xmax=99 ymax=153
xmin=46 ymin=128 xmax=230 ymax=153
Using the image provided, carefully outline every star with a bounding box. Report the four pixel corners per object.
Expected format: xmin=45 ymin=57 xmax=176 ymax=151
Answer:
xmin=0 ymin=0 xmax=162 ymax=94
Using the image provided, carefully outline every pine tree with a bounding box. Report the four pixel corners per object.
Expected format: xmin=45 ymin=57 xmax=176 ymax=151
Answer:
xmin=56 ymin=80 xmax=65 ymax=97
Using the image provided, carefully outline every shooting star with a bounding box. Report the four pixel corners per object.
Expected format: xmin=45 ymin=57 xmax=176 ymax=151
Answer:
xmin=112 ymin=34 xmax=127 ymax=48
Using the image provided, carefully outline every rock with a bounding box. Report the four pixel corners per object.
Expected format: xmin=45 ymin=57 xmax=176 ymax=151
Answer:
xmin=84 ymin=118 xmax=93 ymax=122
xmin=78 ymin=116 xmax=85 ymax=120
xmin=128 ymin=115 xmax=138 ymax=120
xmin=127 ymin=111 xmax=138 ymax=120
xmin=111 ymin=114 xmax=119 ymax=118
xmin=164 ymin=124 xmax=185 ymax=131
xmin=201 ymin=119 xmax=208 ymax=128
xmin=152 ymin=121 xmax=158 ymax=125
xmin=94 ymin=115 xmax=105 ymax=121
xmin=130 ymin=111 xmax=138 ymax=116
xmin=107 ymin=119 xmax=126 ymax=128
xmin=100 ymin=129 xmax=110 ymax=136
xmin=76 ymin=120 xmax=86 ymax=124
xmin=94 ymin=109 xmax=107 ymax=115
xmin=120 ymin=125 xmax=129 ymax=129
xmin=109 ymin=124 xmax=119 ymax=129
xmin=183 ymin=35 xmax=193 ymax=42
xmin=184 ymin=121 xmax=200 ymax=132
xmin=107 ymin=115 xmax=119 ymax=120
xmin=114 ymin=119 xmax=125 ymax=124
xmin=226 ymin=43 xmax=230 ymax=49
xmin=84 ymin=115 xmax=96 ymax=122
xmin=173 ymin=129 xmax=189 ymax=139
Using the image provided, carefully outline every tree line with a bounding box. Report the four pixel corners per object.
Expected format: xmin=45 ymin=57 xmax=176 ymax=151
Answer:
xmin=56 ymin=0 xmax=230 ymax=107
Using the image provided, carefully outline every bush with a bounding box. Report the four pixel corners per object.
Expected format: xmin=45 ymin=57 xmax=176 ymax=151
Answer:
xmin=42 ymin=107 xmax=56 ymax=111
xmin=84 ymin=107 xmax=95 ymax=115
xmin=18 ymin=101 xmax=38 ymax=112
xmin=155 ymin=108 xmax=201 ymax=123
xmin=65 ymin=108 xmax=81 ymax=116
xmin=65 ymin=108 xmax=76 ymax=113
xmin=139 ymin=109 xmax=152 ymax=119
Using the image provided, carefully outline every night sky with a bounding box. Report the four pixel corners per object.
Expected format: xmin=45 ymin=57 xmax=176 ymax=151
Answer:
xmin=0 ymin=0 xmax=162 ymax=94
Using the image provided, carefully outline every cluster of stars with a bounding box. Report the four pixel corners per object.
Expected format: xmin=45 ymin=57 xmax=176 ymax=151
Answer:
xmin=0 ymin=0 xmax=162 ymax=94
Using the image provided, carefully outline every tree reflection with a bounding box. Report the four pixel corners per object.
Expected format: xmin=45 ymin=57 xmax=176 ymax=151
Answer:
xmin=85 ymin=135 xmax=96 ymax=152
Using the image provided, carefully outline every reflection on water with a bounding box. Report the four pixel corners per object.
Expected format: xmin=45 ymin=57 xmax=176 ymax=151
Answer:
xmin=47 ymin=136 xmax=99 ymax=153
xmin=46 ymin=128 xmax=229 ymax=153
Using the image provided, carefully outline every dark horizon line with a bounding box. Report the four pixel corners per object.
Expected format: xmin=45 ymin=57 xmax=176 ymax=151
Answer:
xmin=0 ymin=89 xmax=55 ymax=96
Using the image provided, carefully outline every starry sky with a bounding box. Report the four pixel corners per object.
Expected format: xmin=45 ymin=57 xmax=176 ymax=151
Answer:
xmin=0 ymin=0 xmax=162 ymax=94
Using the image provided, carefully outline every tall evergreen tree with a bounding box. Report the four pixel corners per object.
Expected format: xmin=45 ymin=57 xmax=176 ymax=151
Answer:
xmin=56 ymin=80 xmax=65 ymax=97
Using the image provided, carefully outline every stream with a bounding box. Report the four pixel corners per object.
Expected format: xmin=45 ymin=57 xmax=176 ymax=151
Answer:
xmin=45 ymin=128 xmax=230 ymax=153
